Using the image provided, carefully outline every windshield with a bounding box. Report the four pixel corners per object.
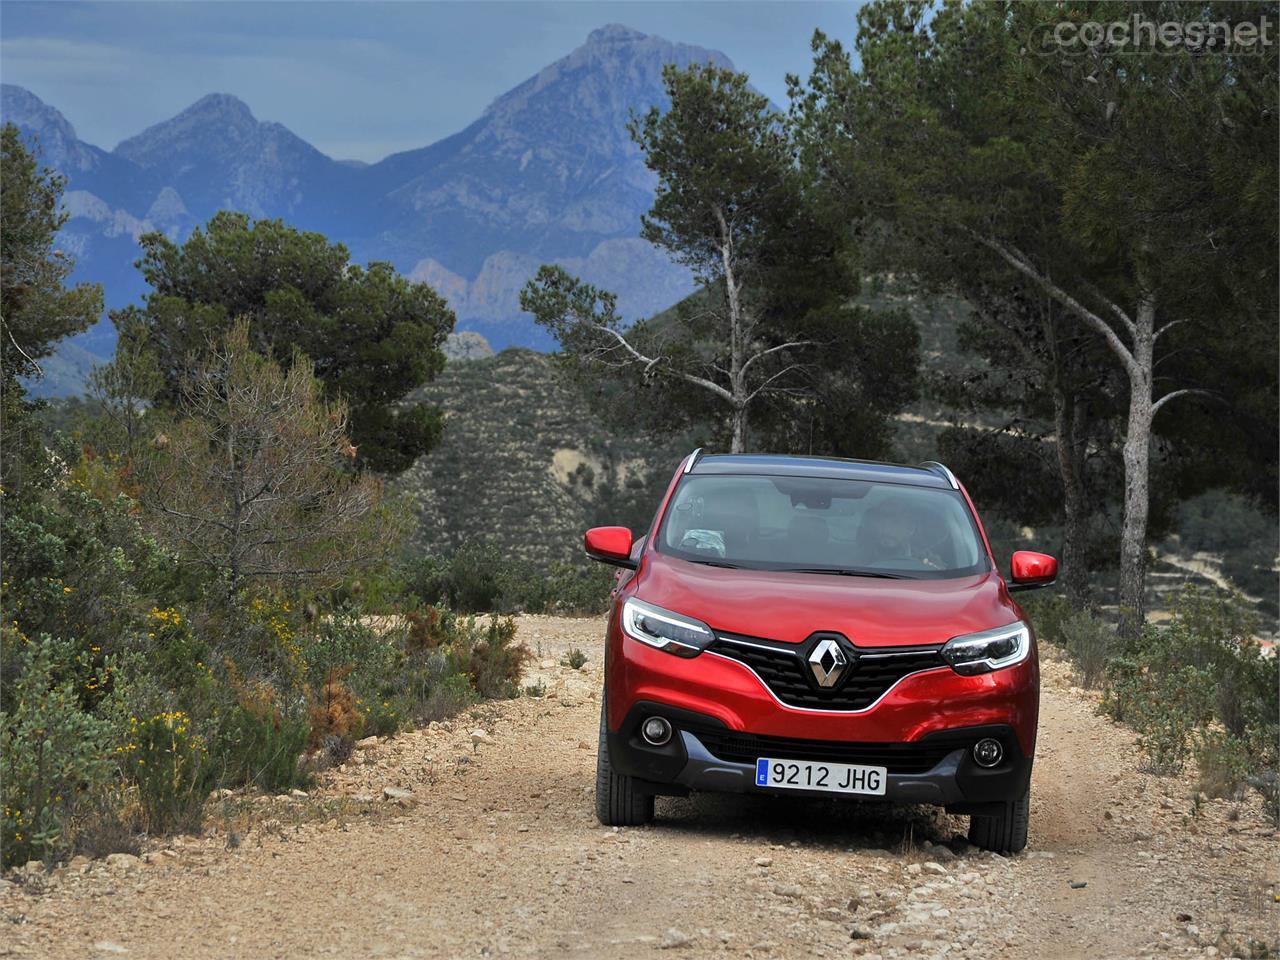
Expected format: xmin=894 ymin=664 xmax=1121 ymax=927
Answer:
xmin=656 ymin=474 xmax=989 ymax=579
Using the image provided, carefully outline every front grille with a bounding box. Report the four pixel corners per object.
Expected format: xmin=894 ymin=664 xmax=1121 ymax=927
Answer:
xmin=707 ymin=634 xmax=947 ymax=711
xmin=687 ymin=725 xmax=956 ymax=774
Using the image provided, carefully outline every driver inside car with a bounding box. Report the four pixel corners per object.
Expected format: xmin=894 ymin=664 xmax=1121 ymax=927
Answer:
xmin=856 ymin=497 xmax=946 ymax=569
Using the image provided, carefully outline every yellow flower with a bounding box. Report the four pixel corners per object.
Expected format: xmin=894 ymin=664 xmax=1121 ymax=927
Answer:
xmin=63 ymin=586 xmax=72 ymax=594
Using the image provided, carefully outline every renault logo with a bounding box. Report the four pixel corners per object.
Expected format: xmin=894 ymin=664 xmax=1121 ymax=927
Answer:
xmin=808 ymin=637 xmax=849 ymax=688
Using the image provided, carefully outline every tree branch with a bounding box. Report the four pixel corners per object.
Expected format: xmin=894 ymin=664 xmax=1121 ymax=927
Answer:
xmin=3 ymin=323 xmax=42 ymax=379
xmin=590 ymin=320 xmax=735 ymax=403
xmin=1154 ymin=318 xmax=1192 ymax=342
xmin=740 ymin=340 xmax=818 ymax=378
xmin=963 ymin=228 xmax=1140 ymax=379
xmin=744 ymin=364 xmax=807 ymax=403
xmin=1081 ymin=280 xmax=1137 ymax=340
xmin=1151 ymin=388 xmax=1213 ymax=416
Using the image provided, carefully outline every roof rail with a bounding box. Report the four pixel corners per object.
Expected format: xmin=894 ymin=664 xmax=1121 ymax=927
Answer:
xmin=683 ymin=448 xmax=703 ymax=473
xmin=919 ymin=460 xmax=959 ymax=489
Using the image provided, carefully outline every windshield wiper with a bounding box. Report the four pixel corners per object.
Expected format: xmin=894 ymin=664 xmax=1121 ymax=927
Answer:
xmin=781 ymin=567 xmax=909 ymax=580
xmin=686 ymin=558 xmax=742 ymax=569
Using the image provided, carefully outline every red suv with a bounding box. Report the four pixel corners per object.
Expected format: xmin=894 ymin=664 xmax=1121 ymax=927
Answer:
xmin=584 ymin=452 xmax=1057 ymax=853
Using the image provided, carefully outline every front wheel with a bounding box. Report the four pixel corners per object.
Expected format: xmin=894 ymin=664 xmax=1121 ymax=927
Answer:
xmin=595 ymin=701 xmax=654 ymax=826
xmin=967 ymin=788 xmax=1030 ymax=854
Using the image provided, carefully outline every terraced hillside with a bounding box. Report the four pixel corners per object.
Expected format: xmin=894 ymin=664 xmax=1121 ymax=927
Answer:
xmin=394 ymin=349 xmax=691 ymax=564
xmin=393 ymin=285 xmax=969 ymax=567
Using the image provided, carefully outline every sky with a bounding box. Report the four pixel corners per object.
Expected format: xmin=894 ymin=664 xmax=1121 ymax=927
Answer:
xmin=1 ymin=1 xmax=865 ymax=163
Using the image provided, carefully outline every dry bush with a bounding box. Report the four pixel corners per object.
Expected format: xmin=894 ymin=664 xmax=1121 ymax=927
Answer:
xmin=446 ymin=615 xmax=529 ymax=699
xmin=307 ymin=667 xmax=364 ymax=748
xmin=406 ymin=606 xmax=445 ymax=651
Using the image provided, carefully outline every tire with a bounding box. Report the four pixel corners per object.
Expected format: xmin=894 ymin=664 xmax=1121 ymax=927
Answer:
xmin=967 ymin=788 xmax=1030 ymax=854
xmin=595 ymin=700 xmax=655 ymax=826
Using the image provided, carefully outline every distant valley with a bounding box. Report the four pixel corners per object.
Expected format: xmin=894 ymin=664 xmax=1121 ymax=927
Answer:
xmin=1 ymin=24 xmax=727 ymax=390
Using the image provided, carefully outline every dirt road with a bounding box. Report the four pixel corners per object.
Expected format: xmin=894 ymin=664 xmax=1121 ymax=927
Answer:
xmin=4 ymin=616 xmax=1276 ymax=960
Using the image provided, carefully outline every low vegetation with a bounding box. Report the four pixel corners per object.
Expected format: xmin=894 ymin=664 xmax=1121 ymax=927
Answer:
xmin=0 ymin=583 xmax=527 ymax=867
xmin=397 ymin=540 xmax=613 ymax=616
xmin=1030 ymin=588 xmax=1278 ymax=820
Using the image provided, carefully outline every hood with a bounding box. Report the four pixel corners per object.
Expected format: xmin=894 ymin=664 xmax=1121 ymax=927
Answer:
xmin=634 ymin=552 xmax=1019 ymax=648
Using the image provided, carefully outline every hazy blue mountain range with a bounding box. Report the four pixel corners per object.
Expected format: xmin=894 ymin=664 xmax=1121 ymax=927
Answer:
xmin=3 ymin=24 xmax=727 ymax=390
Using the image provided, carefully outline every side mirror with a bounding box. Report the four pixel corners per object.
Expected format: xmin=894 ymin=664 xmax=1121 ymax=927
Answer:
xmin=584 ymin=526 xmax=636 ymax=569
xmin=1009 ymin=551 xmax=1058 ymax=591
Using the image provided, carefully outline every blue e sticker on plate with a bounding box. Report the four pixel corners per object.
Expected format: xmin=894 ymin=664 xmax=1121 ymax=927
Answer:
xmin=755 ymin=758 xmax=769 ymax=786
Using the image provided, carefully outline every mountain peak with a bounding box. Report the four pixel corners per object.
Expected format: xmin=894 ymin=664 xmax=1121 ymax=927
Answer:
xmin=175 ymin=92 xmax=256 ymax=124
xmin=586 ymin=23 xmax=648 ymax=45
xmin=482 ymin=24 xmax=732 ymax=123
xmin=112 ymin=91 xmax=329 ymax=179
xmin=1 ymin=83 xmax=73 ymax=131
xmin=0 ymin=83 xmax=103 ymax=173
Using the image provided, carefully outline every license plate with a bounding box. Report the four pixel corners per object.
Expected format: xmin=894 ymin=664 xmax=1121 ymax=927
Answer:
xmin=755 ymin=757 xmax=887 ymax=796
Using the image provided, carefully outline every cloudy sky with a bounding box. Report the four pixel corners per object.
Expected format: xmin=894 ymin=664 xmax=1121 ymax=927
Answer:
xmin=2 ymin=1 xmax=864 ymax=163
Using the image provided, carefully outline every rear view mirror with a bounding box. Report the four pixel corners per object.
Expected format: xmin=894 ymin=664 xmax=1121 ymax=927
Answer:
xmin=1009 ymin=551 xmax=1058 ymax=591
xmin=584 ymin=526 xmax=636 ymax=569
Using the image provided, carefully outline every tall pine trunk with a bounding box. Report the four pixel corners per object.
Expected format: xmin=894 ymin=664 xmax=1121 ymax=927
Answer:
xmin=730 ymin=403 xmax=748 ymax=454
xmin=1116 ymin=294 xmax=1156 ymax=639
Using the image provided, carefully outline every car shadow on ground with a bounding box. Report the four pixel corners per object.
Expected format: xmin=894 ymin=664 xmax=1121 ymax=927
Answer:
xmin=648 ymin=791 xmax=973 ymax=856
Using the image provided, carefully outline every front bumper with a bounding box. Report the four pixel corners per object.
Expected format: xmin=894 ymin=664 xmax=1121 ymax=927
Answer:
xmin=607 ymin=701 xmax=1033 ymax=813
xmin=607 ymin=623 xmax=1040 ymax=758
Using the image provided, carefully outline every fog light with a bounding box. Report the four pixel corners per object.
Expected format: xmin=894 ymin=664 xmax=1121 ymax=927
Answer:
xmin=973 ymin=738 xmax=1004 ymax=768
xmin=641 ymin=716 xmax=672 ymax=746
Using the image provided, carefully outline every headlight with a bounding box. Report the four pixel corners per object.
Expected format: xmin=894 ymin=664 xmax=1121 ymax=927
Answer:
xmin=940 ymin=622 xmax=1030 ymax=675
xmin=621 ymin=597 xmax=713 ymax=658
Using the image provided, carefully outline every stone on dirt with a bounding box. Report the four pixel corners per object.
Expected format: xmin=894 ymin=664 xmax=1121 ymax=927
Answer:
xmin=659 ymin=928 xmax=691 ymax=949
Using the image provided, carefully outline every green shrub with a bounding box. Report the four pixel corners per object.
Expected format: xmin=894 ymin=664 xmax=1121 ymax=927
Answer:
xmin=1 ymin=481 xmax=185 ymax=675
xmin=1132 ymin=666 xmax=1216 ymax=774
xmin=1 ymin=634 xmax=118 ymax=867
xmin=399 ymin=543 xmax=611 ymax=615
xmin=303 ymin=611 xmax=405 ymax=728
xmin=0 ymin=466 xmax=536 ymax=862
xmin=1175 ymin=489 xmax=1277 ymax=556
xmin=210 ymin=673 xmax=309 ymax=793
xmin=561 ymin=647 xmax=588 ymax=670
xmin=213 ymin=705 xmax=309 ymax=793
xmin=141 ymin=605 xmax=213 ymax=692
xmin=359 ymin=697 xmax=403 ymax=739
xmin=124 ymin=709 xmax=215 ymax=834
xmin=1103 ymin=639 xmax=1214 ymax=774
xmin=417 ymin=670 xmax=477 ymax=722
xmin=297 ymin=607 xmax=503 ymax=733
xmin=1103 ymin=588 xmax=1276 ymax=782
xmin=402 ymin=541 xmax=506 ymax=612
xmin=512 ymin=561 xmax=613 ymax=615
xmin=1194 ymin=729 xmax=1253 ymax=800
xmin=1058 ymin=609 xmax=1114 ymax=688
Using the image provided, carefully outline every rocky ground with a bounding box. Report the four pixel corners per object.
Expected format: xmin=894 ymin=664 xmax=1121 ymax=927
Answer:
xmin=3 ymin=615 xmax=1277 ymax=960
